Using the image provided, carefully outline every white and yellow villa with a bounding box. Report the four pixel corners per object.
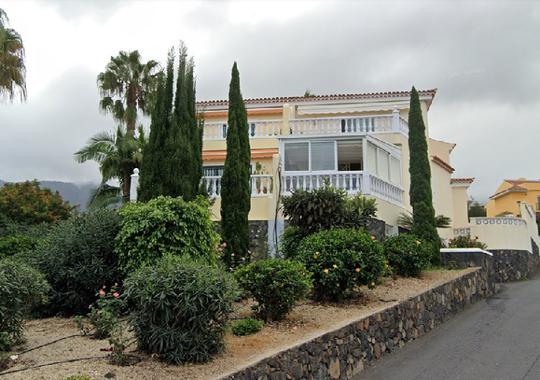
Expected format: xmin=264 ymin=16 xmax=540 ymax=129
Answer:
xmin=194 ymin=89 xmax=473 ymax=252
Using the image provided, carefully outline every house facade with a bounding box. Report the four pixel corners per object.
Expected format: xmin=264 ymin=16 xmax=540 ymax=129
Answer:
xmin=486 ymin=179 xmax=540 ymax=218
xmin=197 ymin=89 xmax=472 ymax=252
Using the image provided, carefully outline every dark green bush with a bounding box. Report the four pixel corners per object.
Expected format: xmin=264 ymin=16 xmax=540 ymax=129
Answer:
xmin=125 ymin=256 xmax=237 ymax=364
xmin=33 ymin=209 xmax=122 ymax=315
xmin=231 ymin=318 xmax=263 ymax=336
xmin=0 ymin=234 xmax=38 ymax=259
xmin=448 ymin=235 xmax=487 ymax=250
xmin=296 ymin=228 xmax=385 ymax=301
xmin=383 ymin=234 xmax=431 ymax=277
xmin=282 ymin=186 xmax=378 ymax=237
xmin=235 ymin=259 xmax=312 ymax=321
xmin=116 ymin=196 xmax=219 ymax=273
xmin=0 ymin=258 xmax=50 ymax=350
xmin=280 ymin=226 xmax=307 ymax=259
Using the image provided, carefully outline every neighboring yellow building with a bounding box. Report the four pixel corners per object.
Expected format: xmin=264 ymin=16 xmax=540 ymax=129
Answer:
xmin=196 ymin=89 xmax=472 ymax=252
xmin=486 ymin=179 xmax=540 ymax=218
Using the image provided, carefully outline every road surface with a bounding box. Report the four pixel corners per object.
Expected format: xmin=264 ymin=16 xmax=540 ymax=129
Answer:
xmin=358 ymin=274 xmax=540 ymax=380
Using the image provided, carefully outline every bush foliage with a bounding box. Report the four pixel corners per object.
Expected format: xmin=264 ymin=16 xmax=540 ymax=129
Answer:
xmin=0 ymin=258 xmax=50 ymax=351
xmin=296 ymin=228 xmax=385 ymax=301
xmin=0 ymin=181 xmax=72 ymax=225
xmin=383 ymin=234 xmax=431 ymax=277
xmin=235 ymin=259 xmax=312 ymax=321
xmin=33 ymin=209 xmax=122 ymax=315
xmin=280 ymin=226 xmax=306 ymax=259
xmin=125 ymin=257 xmax=237 ymax=364
xmin=0 ymin=234 xmax=38 ymax=259
xmin=116 ymin=196 xmax=218 ymax=273
xmin=231 ymin=318 xmax=264 ymax=336
xmin=448 ymin=235 xmax=487 ymax=250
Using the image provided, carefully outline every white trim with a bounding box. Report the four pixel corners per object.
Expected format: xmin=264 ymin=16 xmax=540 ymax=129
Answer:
xmin=440 ymin=248 xmax=493 ymax=257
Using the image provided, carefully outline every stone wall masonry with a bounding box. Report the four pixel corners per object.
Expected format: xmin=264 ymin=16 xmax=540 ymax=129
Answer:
xmin=220 ymin=269 xmax=491 ymax=380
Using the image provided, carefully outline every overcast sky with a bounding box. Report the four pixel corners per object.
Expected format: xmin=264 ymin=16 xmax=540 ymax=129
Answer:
xmin=1 ymin=0 xmax=539 ymax=201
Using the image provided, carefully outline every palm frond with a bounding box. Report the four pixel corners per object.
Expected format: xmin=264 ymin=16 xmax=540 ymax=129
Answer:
xmin=87 ymin=183 xmax=122 ymax=209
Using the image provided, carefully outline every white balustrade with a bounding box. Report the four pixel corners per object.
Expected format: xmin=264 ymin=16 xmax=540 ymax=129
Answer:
xmin=203 ymin=120 xmax=280 ymax=140
xmin=289 ymin=115 xmax=406 ymax=136
xmin=202 ymin=174 xmax=273 ymax=198
xmin=281 ymin=171 xmax=403 ymax=205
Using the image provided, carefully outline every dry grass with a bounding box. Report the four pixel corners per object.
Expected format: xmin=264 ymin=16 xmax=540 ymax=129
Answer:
xmin=4 ymin=268 xmax=473 ymax=380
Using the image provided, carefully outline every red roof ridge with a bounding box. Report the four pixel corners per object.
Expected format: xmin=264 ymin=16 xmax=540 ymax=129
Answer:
xmin=197 ymin=88 xmax=437 ymax=107
xmin=431 ymin=155 xmax=455 ymax=174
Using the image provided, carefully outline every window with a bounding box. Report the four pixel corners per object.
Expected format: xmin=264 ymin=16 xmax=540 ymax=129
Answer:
xmin=377 ymin=149 xmax=389 ymax=181
xmin=337 ymin=140 xmax=363 ymax=171
xmin=311 ymin=142 xmax=335 ymax=171
xmin=390 ymin=156 xmax=401 ymax=185
xmin=284 ymin=142 xmax=309 ymax=171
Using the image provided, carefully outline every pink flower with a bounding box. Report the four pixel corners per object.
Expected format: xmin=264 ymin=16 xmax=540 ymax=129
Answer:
xmin=98 ymin=290 xmax=106 ymax=297
xmin=113 ymin=292 xmax=120 ymax=299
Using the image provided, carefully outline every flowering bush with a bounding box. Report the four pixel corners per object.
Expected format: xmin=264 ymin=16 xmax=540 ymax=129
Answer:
xmin=235 ymin=259 xmax=312 ymax=321
xmin=0 ymin=258 xmax=50 ymax=351
xmin=116 ymin=196 xmax=219 ymax=273
xmin=296 ymin=228 xmax=385 ymax=301
xmin=125 ymin=256 xmax=237 ymax=364
xmin=383 ymin=234 xmax=431 ymax=277
xmin=447 ymin=235 xmax=487 ymax=250
xmin=32 ymin=209 xmax=122 ymax=315
xmin=88 ymin=284 xmax=124 ymax=339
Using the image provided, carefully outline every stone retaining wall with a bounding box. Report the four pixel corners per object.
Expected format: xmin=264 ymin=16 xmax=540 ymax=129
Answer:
xmin=221 ymin=269 xmax=490 ymax=380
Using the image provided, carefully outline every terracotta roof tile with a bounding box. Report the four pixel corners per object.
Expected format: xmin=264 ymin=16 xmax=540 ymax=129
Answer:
xmin=431 ymin=155 xmax=455 ymax=174
xmin=197 ymin=89 xmax=437 ymax=108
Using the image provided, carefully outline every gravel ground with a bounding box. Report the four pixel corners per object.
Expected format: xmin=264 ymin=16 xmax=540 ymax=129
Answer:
xmin=3 ymin=269 xmax=472 ymax=380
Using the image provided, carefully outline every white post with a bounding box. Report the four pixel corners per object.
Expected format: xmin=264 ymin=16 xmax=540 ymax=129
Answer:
xmin=362 ymin=170 xmax=372 ymax=195
xmin=392 ymin=107 xmax=401 ymax=132
xmin=130 ymin=168 xmax=139 ymax=202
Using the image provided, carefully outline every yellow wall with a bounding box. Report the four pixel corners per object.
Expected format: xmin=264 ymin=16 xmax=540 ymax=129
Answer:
xmin=486 ymin=181 xmax=540 ymax=217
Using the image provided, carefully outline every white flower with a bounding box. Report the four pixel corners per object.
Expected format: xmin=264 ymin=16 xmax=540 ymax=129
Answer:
xmin=10 ymin=355 xmax=18 ymax=361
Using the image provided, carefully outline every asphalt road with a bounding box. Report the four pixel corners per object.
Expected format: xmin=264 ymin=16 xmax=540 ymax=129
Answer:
xmin=358 ymin=274 xmax=540 ymax=380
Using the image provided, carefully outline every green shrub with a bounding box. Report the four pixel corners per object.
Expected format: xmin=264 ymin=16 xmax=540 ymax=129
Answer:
xmin=282 ymin=186 xmax=378 ymax=237
xmin=0 ymin=234 xmax=38 ymax=259
xmin=280 ymin=226 xmax=307 ymax=259
xmin=0 ymin=258 xmax=50 ymax=350
xmin=232 ymin=318 xmax=264 ymax=336
xmin=296 ymin=228 xmax=385 ymax=301
xmin=383 ymin=234 xmax=431 ymax=277
xmin=235 ymin=259 xmax=312 ymax=321
xmin=125 ymin=256 xmax=237 ymax=364
xmin=64 ymin=376 xmax=91 ymax=380
xmin=88 ymin=285 xmax=124 ymax=339
xmin=33 ymin=209 xmax=122 ymax=315
xmin=448 ymin=235 xmax=487 ymax=250
xmin=116 ymin=196 xmax=219 ymax=273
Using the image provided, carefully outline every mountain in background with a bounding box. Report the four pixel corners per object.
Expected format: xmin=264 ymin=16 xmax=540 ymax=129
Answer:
xmin=0 ymin=180 xmax=96 ymax=211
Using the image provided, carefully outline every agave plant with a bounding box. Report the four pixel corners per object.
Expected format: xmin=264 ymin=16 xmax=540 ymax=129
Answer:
xmin=398 ymin=212 xmax=451 ymax=230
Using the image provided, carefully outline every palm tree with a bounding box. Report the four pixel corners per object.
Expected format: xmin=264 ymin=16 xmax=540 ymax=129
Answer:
xmin=97 ymin=51 xmax=160 ymax=135
xmin=0 ymin=8 xmax=26 ymax=102
xmin=74 ymin=126 xmax=146 ymax=205
xmin=398 ymin=212 xmax=451 ymax=230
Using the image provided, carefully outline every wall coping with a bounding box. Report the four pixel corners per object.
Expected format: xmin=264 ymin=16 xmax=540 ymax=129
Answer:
xmin=440 ymin=248 xmax=493 ymax=256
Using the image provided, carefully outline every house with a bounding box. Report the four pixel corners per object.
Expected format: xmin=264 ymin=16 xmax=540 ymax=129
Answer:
xmin=196 ymin=89 xmax=472 ymax=253
xmin=486 ymin=179 xmax=540 ymax=218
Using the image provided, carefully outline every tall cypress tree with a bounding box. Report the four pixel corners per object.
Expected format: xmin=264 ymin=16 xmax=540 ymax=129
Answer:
xmin=139 ymin=44 xmax=203 ymax=202
xmin=221 ymin=62 xmax=251 ymax=268
xmin=408 ymin=86 xmax=440 ymax=263
xmin=138 ymin=50 xmax=174 ymax=201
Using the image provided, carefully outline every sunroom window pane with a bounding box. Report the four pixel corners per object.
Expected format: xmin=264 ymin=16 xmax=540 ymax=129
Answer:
xmin=311 ymin=142 xmax=335 ymax=171
xmin=367 ymin=142 xmax=377 ymax=174
xmin=390 ymin=156 xmax=401 ymax=185
xmin=284 ymin=142 xmax=309 ymax=171
xmin=377 ymin=149 xmax=389 ymax=180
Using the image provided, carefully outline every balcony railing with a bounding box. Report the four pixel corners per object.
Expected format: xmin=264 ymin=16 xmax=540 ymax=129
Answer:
xmin=281 ymin=171 xmax=403 ymax=205
xmin=202 ymin=174 xmax=273 ymax=198
xmin=202 ymin=111 xmax=408 ymax=140
xmin=202 ymin=171 xmax=403 ymax=204
xmin=203 ymin=120 xmax=281 ymax=140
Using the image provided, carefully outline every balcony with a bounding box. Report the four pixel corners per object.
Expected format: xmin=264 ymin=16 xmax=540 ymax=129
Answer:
xmin=202 ymin=110 xmax=408 ymax=141
xmin=202 ymin=171 xmax=403 ymax=205
xmin=281 ymin=171 xmax=403 ymax=205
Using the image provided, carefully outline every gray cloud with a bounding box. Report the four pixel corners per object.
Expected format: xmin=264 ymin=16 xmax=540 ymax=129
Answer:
xmin=2 ymin=0 xmax=539 ymax=202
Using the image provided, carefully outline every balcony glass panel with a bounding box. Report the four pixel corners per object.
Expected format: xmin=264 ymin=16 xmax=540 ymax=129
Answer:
xmin=284 ymin=142 xmax=309 ymax=171
xmin=338 ymin=140 xmax=363 ymax=171
xmin=311 ymin=141 xmax=335 ymax=171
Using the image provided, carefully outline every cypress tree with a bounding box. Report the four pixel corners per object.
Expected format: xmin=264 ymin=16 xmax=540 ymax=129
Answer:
xmin=408 ymin=86 xmax=440 ymax=263
xmin=187 ymin=61 xmax=203 ymax=197
xmin=221 ymin=62 xmax=251 ymax=268
xmin=138 ymin=50 xmax=174 ymax=201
